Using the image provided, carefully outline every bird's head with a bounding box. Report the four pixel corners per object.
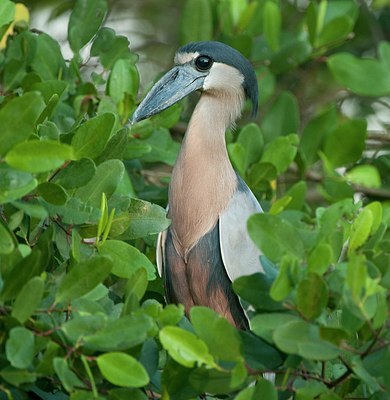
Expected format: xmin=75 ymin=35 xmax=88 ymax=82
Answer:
xmin=131 ymin=41 xmax=258 ymax=124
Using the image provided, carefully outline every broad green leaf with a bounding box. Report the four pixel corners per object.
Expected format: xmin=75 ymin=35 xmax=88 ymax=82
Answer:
xmin=190 ymin=307 xmax=242 ymax=362
xmin=0 ymin=0 xmax=15 ymax=40
xmin=296 ymin=273 xmax=329 ymax=320
xmin=365 ymin=202 xmax=382 ymax=235
xmin=273 ymin=320 xmax=340 ymax=360
xmin=269 ymin=255 xmax=294 ymax=301
xmin=0 ymin=92 xmax=45 ymax=156
xmin=158 ymin=304 xmax=185 ymax=327
xmin=53 ymin=357 xmax=86 ymax=392
xmin=263 ymin=0 xmax=281 ymax=51
xmin=55 ymin=255 xmax=113 ymax=303
xmin=261 ymin=91 xmax=299 ymax=142
xmin=159 ymin=326 xmax=216 ymax=368
xmin=346 ymin=253 xmax=367 ymax=300
xmin=179 ymin=0 xmax=213 ymax=45
xmin=348 ymin=208 xmax=373 ymax=254
xmin=346 ymin=165 xmax=381 ymax=189
xmin=71 ymin=113 xmax=116 ymax=160
xmin=68 ymin=0 xmax=107 ymax=53
xmin=54 ymin=158 xmax=96 ymax=189
xmin=37 ymin=182 xmax=68 ymax=205
xmin=108 ymin=59 xmax=139 ymax=103
xmin=11 ymin=277 xmax=44 ymax=323
xmin=253 ymin=378 xmax=277 ymax=400
xmin=247 ymin=162 xmax=277 ymax=189
xmin=82 ymin=314 xmax=154 ymax=351
xmin=97 ymin=352 xmax=149 ymax=388
xmin=75 ymin=159 xmax=124 ymax=207
xmin=0 ymin=220 xmax=15 ymax=255
xmin=99 ymin=240 xmax=156 ymax=280
xmin=350 ymin=355 xmax=382 ymax=392
xmin=29 ymin=34 xmax=66 ymax=81
xmin=233 ymin=273 xmax=283 ymax=311
xmin=316 ymin=16 xmax=354 ymax=49
xmin=308 ymin=243 xmax=333 ymax=275
xmin=5 ymin=327 xmax=35 ymax=369
xmin=125 ymin=268 xmax=148 ymax=303
xmin=299 ymin=106 xmax=338 ymax=167
xmin=90 ymin=27 xmax=137 ymax=69
xmin=5 ymin=140 xmax=75 ymax=173
xmin=237 ymin=123 xmax=264 ymax=169
xmin=0 ymin=166 xmax=37 ymax=204
xmin=323 ymin=119 xmax=367 ymax=168
xmin=30 ymin=80 xmax=68 ymax=103
xmin=251 ymin=313 xmax=299 ymax=344
xmin=227 ymin=143 xmax=246 ymax=176
xmin=327 ymin=52 xmax=390 ymax=96
xmin=248 ymin=213 xmax=305 ymax=262
xmin=0 ymin=367 xmax=37 ymax=386
xmin=115 ymin=199 xmax=170 ymax=240
xmin=261 ymin=134 xmax=298 ymax=174
xmin=141 ymin=128 xmax=180 ymax=166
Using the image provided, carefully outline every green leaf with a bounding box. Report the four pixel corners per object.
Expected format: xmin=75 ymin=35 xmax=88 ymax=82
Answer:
xmin=308 ymin=243 xmax=333 ymax=275
xmin=346 ymin=253 xmax=367 ymax=300
xmin=296 ymin=273 xmax=329 ymax=320
xmin=179 ymin=0 xmax=213 ymax=45
xmin=55 ymin=255 xmax=113 ymax=303
xmin=5 ymin=327 xmax=35 ymax=369
xmin=108 ymin=59 xmax=139 ymax=103
xmin=37 ymin=182 xmax=68 ymax=205
xmin=190 ymin=307 xmax=242 ymax=362
xmin=0 ymin=92 xmax=46 ymax=156
xmin=90 ymin=27 xmax=137 ymax=69
xmin=346 ymin=165 xmax=381 ymax=189
xmin=115 ymin=199 xmax=170 ymax=240
xmin=323 ymin=119 xmax=367 ymax=168
xmin=75 ymin=159 xmax=124 ymax=207
xmin=0 ymin=367 xmax=37 ymax=387
xmin=348 ymin=208 xmax=373 ymax=254
xmin=261 ymin=134 xmax=298 ymax=174
xmin=0 ymin=219 xmax=15 ymax=255
xmin=269 ymin=255 xmax=294 ymax=301
xmin=5 ymin=140 xmax=75 ymax=173
xmin=30 ymin=80 xmax=68 ymax=104
xmin=365 ymin=202 xmax=383 ymax=235
xmin=97 ymin=352 xmax=149 ymax=388
xmin=159 ymin=326 xmax=216 ymax=368
xmin=261 ymin=91 xmax=299 ymax=142
xmin=54 ymin=158 xmax=96 ymax=190
xmin=0 ymin=166 xmax=37 ymax=204
xmin=237 ymin=123 xmax=264 ymax=169
xmin=350 ymin=355 xmax=382 ymax=392
xmin=251 ymin=313 xmax=299 ymax=344
xmin=263 ymin=0 xmax=281 ymax=51
xmin=273 ymin=320 xmax=340 ymax=360
xmin=99 ymin=240 xmax=156 ymax=280
xmin=11 ymin=277 xmax=44 ymax=323
xmin=0 ymin=0 xmax=15 ymax=39
xmin=253 ymin=378 xmax=277 ymax=400
xmin=82 ymin=314 xmax=154 ymax=352
xmin=68 ymin=0 xmax=107 ymax=53
xmin=124 ymin=268 xmax=148 ymax=304
xmin=71 ymin=113 xmax=116 ymax=160
xmin=248 ymin=213 xmax=305 ymax=262
xmin=29 ymin=34 xmax=66 ymax=81
xmin=53 ymin=357 xmax=86 ymax=392
xmin=327 ymin=52 xmax=390 ymax=96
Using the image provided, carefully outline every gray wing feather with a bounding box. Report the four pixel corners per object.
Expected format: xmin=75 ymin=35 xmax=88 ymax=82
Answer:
xmin=219 ymin=177 xmax=264 ymax=282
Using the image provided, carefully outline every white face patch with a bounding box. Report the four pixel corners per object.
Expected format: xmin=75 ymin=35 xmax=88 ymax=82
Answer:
xmin=174 ymin=51 xmax=199 ymax=65
xmin=203 ymin=62 xmax=244 ymax=93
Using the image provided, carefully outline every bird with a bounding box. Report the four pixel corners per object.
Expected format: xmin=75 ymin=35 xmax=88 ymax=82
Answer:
xmin=131 ymin=41 xmax=263 ymax=329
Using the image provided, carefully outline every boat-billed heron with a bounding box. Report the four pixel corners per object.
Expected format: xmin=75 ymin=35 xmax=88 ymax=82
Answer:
xmin=132 ymin=41 xmax=263 ymax=329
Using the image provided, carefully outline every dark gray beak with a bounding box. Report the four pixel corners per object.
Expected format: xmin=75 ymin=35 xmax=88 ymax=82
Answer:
xmin=131 ymin=64 xmax=206 ymax=124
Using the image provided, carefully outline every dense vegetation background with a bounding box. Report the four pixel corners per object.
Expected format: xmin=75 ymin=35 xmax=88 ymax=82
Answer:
xmin=0 ymin=0 xmax=389 ymax=399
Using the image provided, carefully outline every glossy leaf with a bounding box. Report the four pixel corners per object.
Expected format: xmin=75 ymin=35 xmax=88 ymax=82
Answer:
xmin=5 ymin=140 xmax=75 ymax=173
xmin=0 ymin=92 xmax=46 ymax=156
xmin=55 ymin=256 xmax=113 ymax=303
xmin=159 ymin=326 xmax=216 ymax=368
xmin=68 ymin=0 xmax=107 ymax=52
xmin=97 ymin=352 xmax=149 ymax=388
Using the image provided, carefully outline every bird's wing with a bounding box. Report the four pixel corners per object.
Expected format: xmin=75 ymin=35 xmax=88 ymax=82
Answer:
xmin=219 ymin=176 xmax=264 ymax=282
xmin=156 ymin=229 xmax=167 ymax=277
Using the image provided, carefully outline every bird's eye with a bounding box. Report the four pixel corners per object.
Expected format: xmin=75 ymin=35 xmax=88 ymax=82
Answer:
xmin=195 ymin=55 xmax=213 ymax=71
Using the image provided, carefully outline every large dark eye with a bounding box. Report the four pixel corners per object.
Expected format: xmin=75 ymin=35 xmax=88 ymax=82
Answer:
xmin=195 ymin=55 xmax=213 ymax=71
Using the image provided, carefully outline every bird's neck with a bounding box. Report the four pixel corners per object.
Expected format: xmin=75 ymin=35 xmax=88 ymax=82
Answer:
xmin=168 ymin=92 xmax=244 ymax=254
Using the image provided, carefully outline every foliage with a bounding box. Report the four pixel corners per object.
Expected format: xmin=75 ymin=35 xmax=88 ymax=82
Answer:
xmin=0 ymin=0 xmax=389 ymax=399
